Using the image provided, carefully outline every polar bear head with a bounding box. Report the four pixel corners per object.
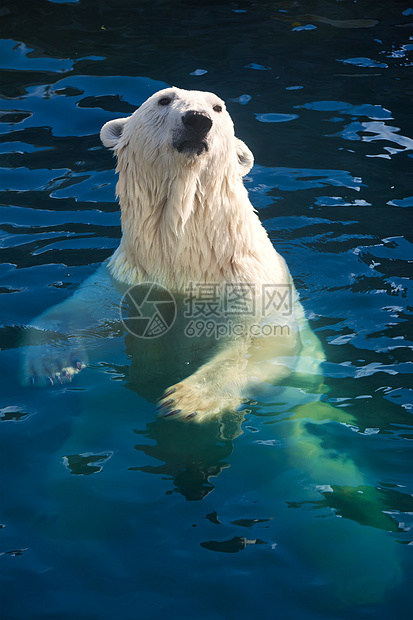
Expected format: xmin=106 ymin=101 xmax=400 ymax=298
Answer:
xmin=100 ymin=87 xmax=254 ymax=179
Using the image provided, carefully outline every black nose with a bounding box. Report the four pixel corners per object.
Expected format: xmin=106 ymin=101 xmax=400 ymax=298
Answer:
xmin=182 ymin=111 xmax=212 ymax=137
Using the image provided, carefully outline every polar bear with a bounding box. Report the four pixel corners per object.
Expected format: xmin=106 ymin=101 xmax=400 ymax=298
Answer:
xmin=20 ymin=88 xmax=402 ymax=601
xmin=21 ymin=86 xmax=322 ymax=420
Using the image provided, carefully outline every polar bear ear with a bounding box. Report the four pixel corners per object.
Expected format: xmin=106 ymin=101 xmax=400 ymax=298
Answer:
xmin=235 ymin=138 xmax=254 ymax=176
xmin=100 ymin=117 xmax=129 ymax=149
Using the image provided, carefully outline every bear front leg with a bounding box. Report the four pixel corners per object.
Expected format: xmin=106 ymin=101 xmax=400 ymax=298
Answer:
xmin=20 ymin=326 xmax=88 ymax=387
xmin=157 ymin=339 xmax=249 ymax=421
xmin=157 ymin=325 xmax=303 ymax=422
xmin=20 ymin=264 xmax=124 ymax=386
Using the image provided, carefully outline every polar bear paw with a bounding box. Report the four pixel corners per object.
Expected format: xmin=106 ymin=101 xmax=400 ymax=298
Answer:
xmin=21 ymin=343 xmax=88 ymax=387
xmin=157 ymin=378 xmax=239 ymax=422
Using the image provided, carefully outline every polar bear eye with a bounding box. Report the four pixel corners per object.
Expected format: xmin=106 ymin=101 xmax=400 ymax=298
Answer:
xmin=159 ymin=97 xmax=172 ymax=106
xmin=213 ymin=104 xmax=223 ymax=113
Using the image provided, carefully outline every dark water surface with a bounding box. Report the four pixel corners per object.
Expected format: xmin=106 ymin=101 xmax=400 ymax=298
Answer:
xmin=0 ymin=1 xmax=412 ymax=619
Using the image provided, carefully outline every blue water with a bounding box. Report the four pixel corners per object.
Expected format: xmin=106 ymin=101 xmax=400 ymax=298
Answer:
xmin=1 ymin=1 xmax=412 ymax=618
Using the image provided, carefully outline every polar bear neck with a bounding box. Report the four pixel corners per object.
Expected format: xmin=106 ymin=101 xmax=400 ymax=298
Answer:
xmin=108 ymin=150 xmax=287 ymax=290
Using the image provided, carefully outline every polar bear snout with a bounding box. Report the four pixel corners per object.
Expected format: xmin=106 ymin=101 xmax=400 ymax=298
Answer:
xmin=182 ymin=111 xmax=212 ymax=137
xmin=173 ymin=110 xmax=212 ymax=156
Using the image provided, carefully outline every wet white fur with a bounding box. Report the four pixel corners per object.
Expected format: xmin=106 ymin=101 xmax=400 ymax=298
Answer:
xmin=101 ymin=87 xmax=289 ymax=290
